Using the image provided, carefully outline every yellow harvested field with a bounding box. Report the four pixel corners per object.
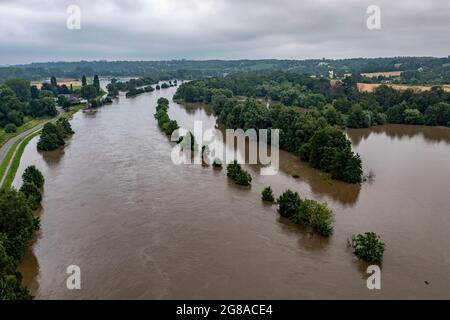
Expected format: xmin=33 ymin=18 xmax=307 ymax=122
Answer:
xmin=357 ymin=83 xmax=450 ymax=93
xmin=31 ymin=78 xmax=81 ymax=88
xmin=361 ymin=71 xmax=402 ymax=78
xmin=330 ymin=80 xmax=450 ymax=93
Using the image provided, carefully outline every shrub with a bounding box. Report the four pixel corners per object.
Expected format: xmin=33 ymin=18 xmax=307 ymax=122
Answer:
xmin=298 ymin=200 xmax=334 ymax=236
xmin=235 ymin=170 xmax=252 ymax=186
xmin=277 ymin=190 xmax=301 ymax=219
xmin=5 ymin=123 xmax=16 ymax=133
xmin=261 ymin=187 xmax=275 ymax=202
xmin=226 ymin=161 xmax=242 ymax=179
xmin=212 ymin=158 xmax=222 ymax=169
xmin=352 ymin=232 xmax=385 ymax=263
xmin=22 ymin=165 xmax=45 ymax=188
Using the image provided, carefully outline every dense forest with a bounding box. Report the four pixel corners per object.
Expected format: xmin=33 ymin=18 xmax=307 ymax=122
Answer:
xmin=174 ymin=71 xmax=450 ymax=128
xmin=0 ymin=79 xmax=58 ymax=131
xmin=1 ymin=57 xmax=449 ymax=85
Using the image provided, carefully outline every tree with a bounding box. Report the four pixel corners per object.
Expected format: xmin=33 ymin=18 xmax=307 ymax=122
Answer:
xmin=81 ymin=75 xmax=87 ymax=87
xmin=347 ymin=104 xmax=371 ymax=128
xmin=0 ymin=235 xmax=31 ymax=300
xmin=20 ymin=182 xmax=42 ymax=204
xmin=37 ymin=123 xmax=65 ymax=151
xmin=261 ymin=187 xmax=275 ymax=202
xmin=277 ymin=190 xmax=302 ymax=219
xmin=81 ymin=85 xmax=97 ymax=100
xmin=352 ymin=232 xmax=385 ymax=263
xmin=93 ymin=75 xmax=100 ymax=93
xmin=0 ymin=189 xmax=36 ymax=259
xmin=226 ymin=161 xmax=242 ymax=179
xmin=212 ymin=159 xmax=222 ymax=169
xmin=4 ymin=78 xmax=31 ymax=103
xmin=22 ymin=166 xmax=45 ymax=188
xmin=235 ymin=170 xmax=252 ymax=186
xmin=298 ymin=199 xmax=334 ymax=236
xmin=403 ymin=109 xmax=424 ymax=125
xmin=330 ymin=148 xmax=362 ymax=183
xmin=50 ymin=76 xmax=57 ymax=88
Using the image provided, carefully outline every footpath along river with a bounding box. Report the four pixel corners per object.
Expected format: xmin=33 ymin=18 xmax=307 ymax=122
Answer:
xmin=15 ymin=82 xmax=450 ymax=299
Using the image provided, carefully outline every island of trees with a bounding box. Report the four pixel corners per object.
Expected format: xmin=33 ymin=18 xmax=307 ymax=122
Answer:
xmin=37 ymin=118 xmax=74 ymax=151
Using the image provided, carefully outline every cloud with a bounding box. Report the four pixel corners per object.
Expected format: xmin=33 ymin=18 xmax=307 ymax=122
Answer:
xmin=0 ymin=0 xmax=449 ymax=64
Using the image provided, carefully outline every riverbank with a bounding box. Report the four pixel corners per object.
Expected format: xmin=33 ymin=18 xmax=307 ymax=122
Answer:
xmin=0 ymin=104 xmax=85 ymax=189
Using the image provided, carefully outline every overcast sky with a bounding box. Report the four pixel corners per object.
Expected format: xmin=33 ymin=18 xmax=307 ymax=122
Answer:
xmin=0 ymin=0 xmax=449 ymax=65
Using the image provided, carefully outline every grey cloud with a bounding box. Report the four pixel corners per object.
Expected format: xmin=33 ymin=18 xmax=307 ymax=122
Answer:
xmin=0 ymin=0 xmax=449 ymax=64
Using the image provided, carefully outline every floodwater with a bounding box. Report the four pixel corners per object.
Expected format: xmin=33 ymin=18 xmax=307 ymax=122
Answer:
xmin=15 ymin=82 xmax=450 ymax=299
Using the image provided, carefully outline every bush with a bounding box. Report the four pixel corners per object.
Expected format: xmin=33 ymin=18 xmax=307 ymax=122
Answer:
xmin=235 ymin=170 xmax=252 ymax=186
xmin=5 ymin=123 xmax=16 ymax=133
xmin=22 ymin=165 xmax=45 ymax=188
xmin=212 ymin=158 xmax=222 ymax=169
xmin=297 ymin=199 xmax=334 ymax=236
xmin=261 ymin=187 xmax=275 ymax=202
xmin=226 ymin=161 xmax=242 ymax=179
xmin=352 ymin=232 xmax=385 ymax=263
xmin=277 ymin=190 xmax=301 ymax=219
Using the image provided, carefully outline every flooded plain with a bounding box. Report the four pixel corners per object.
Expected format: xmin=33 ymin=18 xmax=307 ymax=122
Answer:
xmin=15 ymin=83 xmax=450 ymax=299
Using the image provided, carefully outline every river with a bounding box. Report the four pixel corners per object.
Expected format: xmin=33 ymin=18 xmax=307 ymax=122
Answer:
xmin=15 ymin=82 xmax=450 ymax=299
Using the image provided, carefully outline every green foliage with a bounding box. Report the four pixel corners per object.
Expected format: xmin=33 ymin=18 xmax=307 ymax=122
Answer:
xmin=37 ymin=119 xmax=74 ymax=151
xmin=277 ymin=190 xmax=334 ymax=237
xmin=226 ymin=161 xmax=252 ymax=186
xmin=212 ymin=158 xmax=223 ymax=169
xmin=234 ymin=170 xmax=252 ymax=186
xmin=154 ymin=98 xmax=179 ymax=137
xmin=261 ymin=186 xmax=275 ymax=202
xmin=93 ymin=75 xmax=100 ymax=93
xmin=80 ymin=85 xmax=98 ymax=100
xmin=177 ymin=76 xmax=363 ymax=184
xmin=347 ymin=104 xmax=371 ymax=128
xmin=19 ymin=182 xmax=42 ymax=204
xmin=22 ymin=165 xmax=44 ymax=188
xmin=403 ymin=108 xmax=424 ymax=125
xmin=352 ymin=232 xmax=385 ymax=263
xmin=0 ymin=189 xmax=36 ymax=260
xmin=0 ymin=235 xmax=31 ymax=300
xmin=226 ymin=161 xmax=242 ymax=179
xmin=277 ymin=190 xmax=302 ymax=219
xmin=4 ymin=123 xmax=16 ymax=133
xmin=4 ymin=78 xmax=31 ymax=103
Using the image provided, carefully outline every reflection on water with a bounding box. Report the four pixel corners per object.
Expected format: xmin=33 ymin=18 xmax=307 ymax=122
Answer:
xmin=13 ymin=83 xmax=450 ymax=299
xmin=348 ymin=124 xmax=450 ymax=147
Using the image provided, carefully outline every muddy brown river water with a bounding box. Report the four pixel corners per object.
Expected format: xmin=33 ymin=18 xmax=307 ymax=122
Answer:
xmin=15 ymin=83 xmax=450 ymax=299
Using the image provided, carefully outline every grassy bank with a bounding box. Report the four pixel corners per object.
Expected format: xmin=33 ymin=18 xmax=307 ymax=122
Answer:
xmin=0 ymin=104 xmax=85 ymax=189
xmin=0 ymin=117 xmax=51 ymax=148
xmin=1 ymin=130 xmax=42 ymax=188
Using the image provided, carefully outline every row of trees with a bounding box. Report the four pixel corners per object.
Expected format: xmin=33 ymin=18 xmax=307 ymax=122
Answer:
xmin=37 ymin=118 xmax=74 ymax=151
xmin=226 ymin=161 xmax=252 ymax=186
xmin=174 ymin=71 xmax=450 ymax=128
xmin=176 ymin=80 xmax=363 ymax=183
xmin=154 ymin=98 xmax=179 ymax=136
xmin=0 ymin=166 xmax=45 ymax=299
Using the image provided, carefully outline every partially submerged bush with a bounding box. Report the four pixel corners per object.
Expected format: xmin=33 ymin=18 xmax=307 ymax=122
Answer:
xmin=261 ymin=186 xmax=275 ymax=202
xmin=277 ymin=189 xmax=334 ymax=237
xmin=352 ymin=232 xmax=385 ymax=263
xmin=226 ymin=161 xmax=252 ymax=186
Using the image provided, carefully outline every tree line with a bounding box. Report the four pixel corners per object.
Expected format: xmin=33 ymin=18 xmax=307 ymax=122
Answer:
xmin=0 ymin=166 xmax=46 ymax=299
xmin=174 ymin=71 xmax=450 ymax=129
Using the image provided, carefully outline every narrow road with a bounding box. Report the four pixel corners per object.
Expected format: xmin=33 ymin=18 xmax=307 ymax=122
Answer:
xmin=0 ymin=108 xmax=64 ymax=185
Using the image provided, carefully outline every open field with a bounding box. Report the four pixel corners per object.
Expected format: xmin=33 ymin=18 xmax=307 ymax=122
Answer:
xmin=357 ymin=82 xmax=450 ymax=93
xmin=361 ymin=71 xmax=402 ymax=78
xmin=330 ymin=80 xmax=450 ymax=93
xmin=31 ymin=78 xmax=82 ymax=88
